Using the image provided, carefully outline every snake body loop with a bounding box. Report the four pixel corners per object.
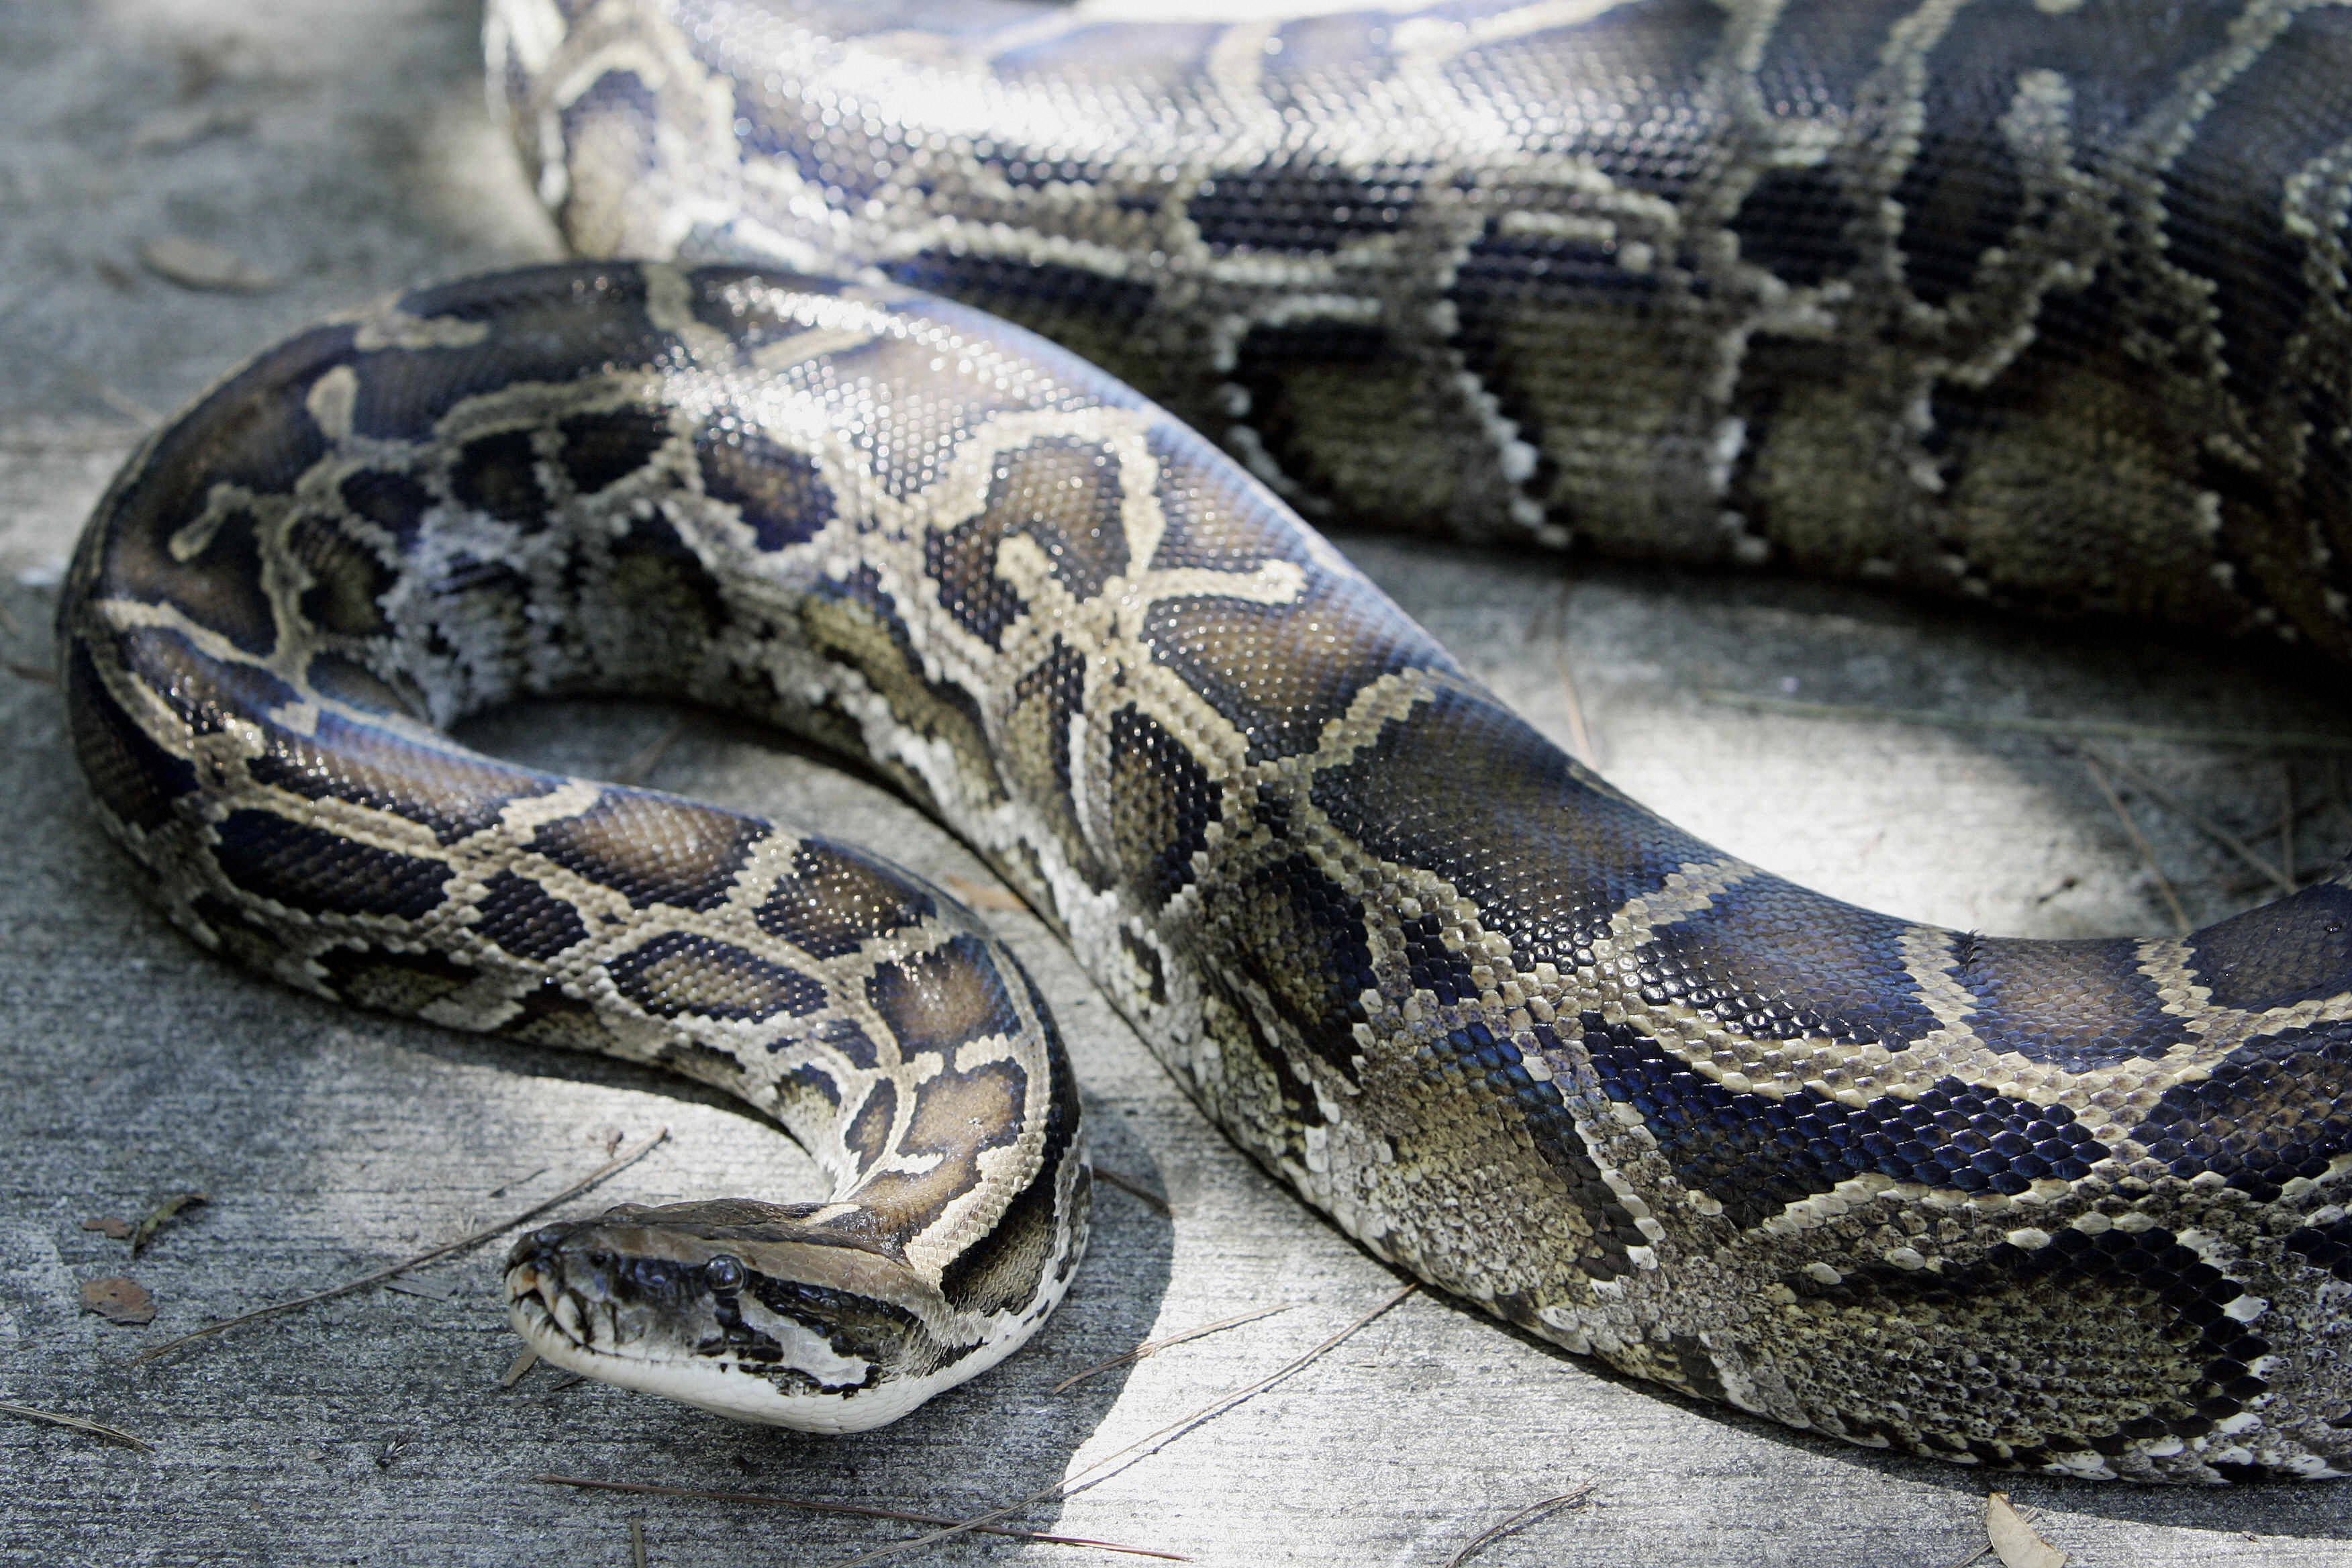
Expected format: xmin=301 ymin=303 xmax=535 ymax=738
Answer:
xmin=56 ymin=0 xmax=2352 ymax=1475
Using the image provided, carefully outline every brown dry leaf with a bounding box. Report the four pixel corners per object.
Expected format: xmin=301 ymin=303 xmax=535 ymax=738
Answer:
xmin=129 ymin=1192 xmax=207 ymax=1256
xmin=81 ymin=1217 xmax=132 ymax=1240
xmin=941 ymin=873 xmax=1027 ymax=913
xmin=138 ymin=234 xmax=279 ymax=293
xmin=81 ymin=1276 xmax=156 ymax=1326
xmin=1986 ymin=1493 xmax=2067 ymax=1568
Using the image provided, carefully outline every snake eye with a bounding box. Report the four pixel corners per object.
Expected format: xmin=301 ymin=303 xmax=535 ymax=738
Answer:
xmin=704 ymin=1255 xmax=744 ymax=1291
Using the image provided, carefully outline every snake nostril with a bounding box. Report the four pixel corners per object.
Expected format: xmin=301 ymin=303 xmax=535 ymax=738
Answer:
xmin=704 ymin=1255 xmax=744 ymax=1291
xmin=532 ymin=1226 xmax=568 ymax=1248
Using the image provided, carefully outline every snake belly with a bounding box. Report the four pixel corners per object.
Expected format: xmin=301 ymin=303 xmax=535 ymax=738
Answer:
xmin=51 ymin=0 xmax=2352 ymax=1477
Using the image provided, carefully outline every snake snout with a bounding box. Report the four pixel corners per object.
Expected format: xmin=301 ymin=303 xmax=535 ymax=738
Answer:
xmin=499 ymin=1204 xmax=969 ymax=1431
xmin=503 ymin=1218 xmax=742 ymax=1350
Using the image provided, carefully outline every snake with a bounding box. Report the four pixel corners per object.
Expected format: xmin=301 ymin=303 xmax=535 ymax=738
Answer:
xmin=50 ymin=0 xmax=2352 ymax=1481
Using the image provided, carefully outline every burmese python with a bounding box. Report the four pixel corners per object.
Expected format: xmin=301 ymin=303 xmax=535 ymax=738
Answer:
xmin=52 ymin=0 xmax=2352 ymax=1479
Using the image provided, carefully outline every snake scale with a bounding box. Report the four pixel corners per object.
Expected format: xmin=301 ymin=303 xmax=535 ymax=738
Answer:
xmin=52 ymin=0 xmax=2352 ymax=1480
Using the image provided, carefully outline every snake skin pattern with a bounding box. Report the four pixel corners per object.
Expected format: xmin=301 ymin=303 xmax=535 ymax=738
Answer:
xmin=494 ymin=0 xmax=2352 ymax=660
xmin=51 ymin=0 xmax=2352 ymax=1477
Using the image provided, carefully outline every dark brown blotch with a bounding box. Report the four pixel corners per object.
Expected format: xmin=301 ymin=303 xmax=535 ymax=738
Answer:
xmin=1144 ymin=575 xmax=1436 ymax=763
xmin=64 ymin=642 xmax=195 ymax=833
xmin=451 ymin=429 xmax=550 ymax=530
xmin=591 ymin=510 xmax=728 ymax=665
xmin=211 ymin=809 xmax=451 ymax=920
xmin=2186 ymin=883 xmax=2352 ymax=1014
xmin=842 ymin=1078 xmax=899 ymax=1176
xmin=2135 ymin=1018 xmax=2352 ymax=1200
xmin=338 ymin=469 xmax=434 ymax=545
xmin=865 ymin=933 xmax=1021 ymax=1055
xmin=1647 ymin=877 xmax=1943 ymax=1049
xmin=85 ymin=328 xmax=339 ymax=648
xmin=1963 ymin=936 xmax=2187 ymax=1068
xmin=246 ymin=709 xmax=554 ymax=846
xmin=1108 ymin=705 xmax=1220 ymax=908
xmin=315 ymin=946 xmax=477 ymax=1014
xmin=500 ymin=979 xmax=622 ymax=1053
xmin=756 ymin=840 xmax=935 ymax=960
xmin=150 ymin=500 xmax=281 ymax=655
xmin=187 ymin=893 xmax=292 ymax=977
xmin=1310 ymin=685 xmax=1717 ymax=956
xmin=300 ymin=654 xmax=420 ymax=717
xmin=695 ymin=425 xmax=836 ymax=551
xmin=560 ymin=406 xmax=673 ymax=494
xmin=530 ymin=791 xmax=765 ymax=910
xmin=1209 ymin=851 xmax=1377 ymax=1081
xmin=936 ymin=1140 xmax=1063 ymax=1318
xmin=607 ymin=930 xmax=827 ymax=1022
xmin=926 ymin=436 xmax=1131 ymax=646
xmin=854 ymin=1057 xmax=1030 ymax=1232
xmin=1003 ymin=638 xmax=1097 ymax=884
xmin=472 ymin=870 xmax=591 ymax=961
xmin=116 ymin=625 xmax=302 ymax=740
xmin=287 ymin=513 xmax=394 ymax=637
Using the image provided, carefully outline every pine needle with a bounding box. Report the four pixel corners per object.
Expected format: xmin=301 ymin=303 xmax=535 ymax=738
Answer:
xmin=1052 ymin=1304 xmax=1296 ymax=1393
xmin=2078 ymin=746 xmax=2290 ymax=895
xmin=533 ymin=1475 xmax=1187 ymax=1560
xmin=1091 ymin=1165 xmax=1173 ymax=1216
xmin=818 ymin=1283 xmax=1418 ymax=1568
xmin=2081 ymin=754 xmax=2190 ymax=934
xmin=1444 ymin=1484 xmax=1593 ymax=1567
xmin=0 ymin=1401 xmax=152 ymax=1452
xmin=129 ymin=1130 xmax=667 ymax=1366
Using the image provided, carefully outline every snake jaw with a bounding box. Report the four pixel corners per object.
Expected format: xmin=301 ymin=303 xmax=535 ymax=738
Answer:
xmin=501 ymin=1204 xmax=991 ymax=1433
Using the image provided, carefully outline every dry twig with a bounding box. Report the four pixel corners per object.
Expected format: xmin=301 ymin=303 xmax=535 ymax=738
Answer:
xmin=2078 ymin=747 xmax=2290 ymax=895
xmin=0 ymin=1400 xmax=152 ymax=1452
xmin=129 ymin=1130 xmax=668 ymax=1366
xmin=130 ymin=1191 xmax=207 ymax=1257
xmin=534 ymin=1475 xmax=1187 ymax=1560
xmin=819 ymin=1283 xmax=1418 ymax=1568
xmin=1548 ymin=586 xmax=1598 ymax=769
xmin=2281 ymin=765 xmax=2298 ymax=893
xmin=498 ymin=1348 xmax=540 ymax=1389
xmin=2081 ymin=756 xmax=2190 ymax=934
xmin=91 ymin=383 xmax=162 ymax=427
xmin=1051 ymin=1304 xmax=1295 ymax=1394
xmin=1444 ymin=1484 xmax=1594 ymax=1568
xmin=1091 ymin=1165 xmax=1173 ymax=1216
xmin=612 ymin=717 xmax=688 ymax=787
xmin=940 ymin=873 xmax=1030 ymax=913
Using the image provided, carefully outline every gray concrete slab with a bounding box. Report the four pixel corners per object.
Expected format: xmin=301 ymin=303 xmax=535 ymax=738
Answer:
xmin=4 ymin=3 xmax=2351 ymax=1565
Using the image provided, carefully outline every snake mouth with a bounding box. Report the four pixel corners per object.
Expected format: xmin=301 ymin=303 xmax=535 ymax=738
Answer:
xmin=500 ymin=1210 xmax=982 ymax=1432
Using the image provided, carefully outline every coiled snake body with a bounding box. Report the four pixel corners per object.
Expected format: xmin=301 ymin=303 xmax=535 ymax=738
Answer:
xmin=56 ymin=0 xmax=2352 ymax=1478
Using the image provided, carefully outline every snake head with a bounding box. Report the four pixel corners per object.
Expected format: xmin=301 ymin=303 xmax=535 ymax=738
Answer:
xmin=503 ymin=1199 xmax=978 ymax=1433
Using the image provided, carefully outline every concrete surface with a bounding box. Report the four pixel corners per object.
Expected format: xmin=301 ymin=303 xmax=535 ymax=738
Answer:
xmin=5 ymin=3 xmax=2352 ymax=1565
